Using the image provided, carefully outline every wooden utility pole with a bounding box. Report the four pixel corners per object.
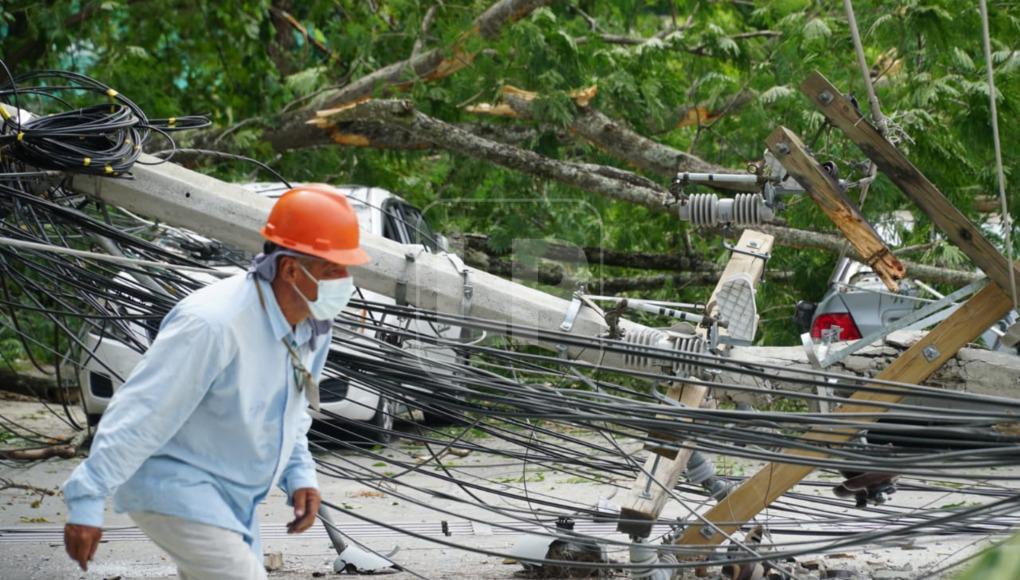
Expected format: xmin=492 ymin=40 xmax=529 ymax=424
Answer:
xmin=617 ymin=229 xmax=772 ymax=537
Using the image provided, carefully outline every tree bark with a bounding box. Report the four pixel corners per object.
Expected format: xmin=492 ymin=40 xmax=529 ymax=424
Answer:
xmin=0 ymin=445 xmax=77 ymax=460
xmin=474 ymin=86 xmax=746 ymax=185
xmin=754 ymin=224 xmax=982 ymax=287
xmin=312 ymin=99 xmax=670 ymax=209
xmin=455 ymin=233 xmax=709 ymax=271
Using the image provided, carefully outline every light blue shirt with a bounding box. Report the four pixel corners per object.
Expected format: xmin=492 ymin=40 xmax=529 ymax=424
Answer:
xmin=63 ymin=274 xmax=328 ymax=555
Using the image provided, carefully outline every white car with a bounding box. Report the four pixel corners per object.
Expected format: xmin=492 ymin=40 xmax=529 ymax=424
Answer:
xmin=78 ymin=184 xmax=459 ymax=444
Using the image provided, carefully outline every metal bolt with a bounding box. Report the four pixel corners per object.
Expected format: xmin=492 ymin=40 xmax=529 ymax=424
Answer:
xmin=640 ymin=454 xmax=661 ymax=499
xmin=818 ymin=90 xmax=834 ymax=105
xmin=922 ymin=345 xmax=941 ymax=362
xmin=775 ymin=142 xmax=790 ymax=155
xmin=700 ymin=525 xmax=716 ymax=539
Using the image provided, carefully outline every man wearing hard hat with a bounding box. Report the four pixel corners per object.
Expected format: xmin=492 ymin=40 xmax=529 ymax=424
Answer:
xmin=62 ymin=186 xmax=370 ymax=579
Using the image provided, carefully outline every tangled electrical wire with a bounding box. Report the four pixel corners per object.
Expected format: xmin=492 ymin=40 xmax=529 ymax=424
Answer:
xmin=0 ymin=66 xmax=1018 ymax=579
xmin=0 ymin=68 xmax=209 ymax=176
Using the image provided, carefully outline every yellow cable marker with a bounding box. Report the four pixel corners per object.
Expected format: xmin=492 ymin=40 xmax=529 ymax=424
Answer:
xmin=106 ymin=89 xmax=119 ymax=98
xmin=168 ymin=117 xmax=176 ymax=127
xmin=104 ymin=165 xmax=114 ymax=174
xmin=16 ymin=132 xmax=24 ymax=142
xmin=0 ymin=108 xmax=10 ymax=121
xmin=83 ymin=157 xmax=92 ymax=167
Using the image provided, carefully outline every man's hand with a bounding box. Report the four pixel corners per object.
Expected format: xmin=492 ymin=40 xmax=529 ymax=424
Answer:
xmin=64 ymin=524 xmax=102 ymax=571
xmin=287 ymin=487 xmax=321 ymax=534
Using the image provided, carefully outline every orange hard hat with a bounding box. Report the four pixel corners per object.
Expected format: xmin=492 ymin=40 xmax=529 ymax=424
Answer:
xmin=261 ymin=184 xmax=371 ymax=266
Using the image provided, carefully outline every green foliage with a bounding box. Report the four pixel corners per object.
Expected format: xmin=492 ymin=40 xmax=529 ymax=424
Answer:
xmin=957 ymin=530 xmax=1020 ymax=580
xmin=4 ymin=0 xmax=1020 ymax=350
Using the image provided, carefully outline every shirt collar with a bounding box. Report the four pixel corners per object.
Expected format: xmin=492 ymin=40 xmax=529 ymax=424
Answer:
xmin=255 ymin=277 xmax=313 ymax=348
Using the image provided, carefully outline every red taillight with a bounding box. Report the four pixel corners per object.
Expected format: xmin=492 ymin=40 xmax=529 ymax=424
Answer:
xmin=810 ymin=313 xmax=862 ymax=341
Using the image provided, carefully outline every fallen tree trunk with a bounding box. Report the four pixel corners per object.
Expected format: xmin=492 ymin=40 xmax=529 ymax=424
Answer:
xmin=0 ymin=367 xmax=74 ymax=404
xmin=0 ymin=445 xmax=77 ymax=460
xmin=722 ymin=331 xmax=1020 ymax=407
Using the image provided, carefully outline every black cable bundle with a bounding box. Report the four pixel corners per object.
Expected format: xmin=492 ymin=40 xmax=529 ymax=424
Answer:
xmin=0 ymin=104 xmax=143 ymax=176
xmin=0 ymin=65 xmax=210 ymax=177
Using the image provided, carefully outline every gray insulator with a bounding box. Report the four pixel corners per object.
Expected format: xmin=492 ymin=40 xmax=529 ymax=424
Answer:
xmin=685 ymin=450 xmax=715 ymax=484
xmin=629 ymin=539 xmax=676 ymax=580
xmin=680 ymin=193 xmax=774 ymax=227
xmin=703 ymin=476 xmax=733 ymax=500
xmin=672 ymin=334 xmax=707 ymax=379
xmin=684 ymin=193 xmax=720 ymax=226
xmin=622 ymin=326 xmax=670 ymax=370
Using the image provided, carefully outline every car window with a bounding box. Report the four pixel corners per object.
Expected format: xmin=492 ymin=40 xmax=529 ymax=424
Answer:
xmin=400 ymin=204 xmax=440 ymax=251
xmin=382 ymin=200 xmax=440 ymax=252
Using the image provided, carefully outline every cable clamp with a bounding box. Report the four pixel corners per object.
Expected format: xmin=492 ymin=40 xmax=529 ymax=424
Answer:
xmin=395 ymin=251 xmax=417 ymax=306
xmin=560 ymin=292 xmax=583 ymax=332
xmin=445 ymin=253 xmax=473 ymax=318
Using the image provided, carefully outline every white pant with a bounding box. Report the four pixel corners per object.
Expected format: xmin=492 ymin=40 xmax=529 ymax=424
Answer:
xmin=129 ymin=511 xmax=268 ymax=580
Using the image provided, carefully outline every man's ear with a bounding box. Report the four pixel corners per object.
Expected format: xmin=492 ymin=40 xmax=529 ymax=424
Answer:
xmin=277 ymin=256 xmax=297 ymax=284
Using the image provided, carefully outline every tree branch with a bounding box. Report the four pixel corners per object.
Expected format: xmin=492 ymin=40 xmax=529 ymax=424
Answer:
xmin=469 ymin=85 xmax=747 ymax=187
xmin=269 ymin=7 xmax=333 ymax=58
xmin=454 ymin=233 xmax=710 ymax=272
xmin=309 ymin=100 xmax=989 ymax=290
xmin=752 ymin=224 xmax=982 ymax=287
xmin=311 ymin=99 xmax=670 ymax=210
xmin=652 ymin=88 xmax=757 ymax=134
xmin=200 ymin=0 xmax=550 ymax=149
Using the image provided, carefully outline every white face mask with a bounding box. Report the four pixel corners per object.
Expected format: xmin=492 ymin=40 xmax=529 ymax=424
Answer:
xmin=292 ymin=262 xmax=356 ymax=321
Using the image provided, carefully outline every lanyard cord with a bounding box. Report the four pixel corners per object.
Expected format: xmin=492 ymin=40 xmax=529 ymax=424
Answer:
xmin=254 ymin=279 xmax=313 ymax=393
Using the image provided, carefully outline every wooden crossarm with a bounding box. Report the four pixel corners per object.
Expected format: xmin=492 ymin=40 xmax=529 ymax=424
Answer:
xmin=766 ymin=126 xmax=905 ymax=291
xmin=800 ymin=71 xmax=1019 ymax=297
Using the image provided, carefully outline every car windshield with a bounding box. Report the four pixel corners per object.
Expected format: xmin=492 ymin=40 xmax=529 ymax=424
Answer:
xmin=383 ymin=201 xmax=440 ymax=252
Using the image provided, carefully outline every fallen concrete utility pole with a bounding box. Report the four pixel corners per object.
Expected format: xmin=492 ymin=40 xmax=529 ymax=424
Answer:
xmin=62 ymin=150 xmax=685 ymax=374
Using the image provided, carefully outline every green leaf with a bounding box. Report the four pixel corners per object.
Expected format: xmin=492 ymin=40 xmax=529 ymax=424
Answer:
xmin=952 ymin=47 xmax=975 ymax=72
xmin=124 ymin=46 xmax=151 ymax=60
xmin=760 ymin=84 xmax=794 ymax=104
xmin=803 ymin=18 xmax=832 ymax=41
xmin=285 ymin=66 xmax=328 ymax=96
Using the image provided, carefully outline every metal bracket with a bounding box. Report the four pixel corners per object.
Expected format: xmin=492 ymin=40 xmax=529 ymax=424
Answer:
xmin=561 ymin=293 xmax=583 ymax=332
xmin=721 ymin=239 xmax=771 ymax=284
xmin=922 ymin=345 xmax=941 ymax=362
xmin=445 ymin=253 xmax=474 ymax=318
xmin=394 ymin=251 xmax=417 ymax=306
